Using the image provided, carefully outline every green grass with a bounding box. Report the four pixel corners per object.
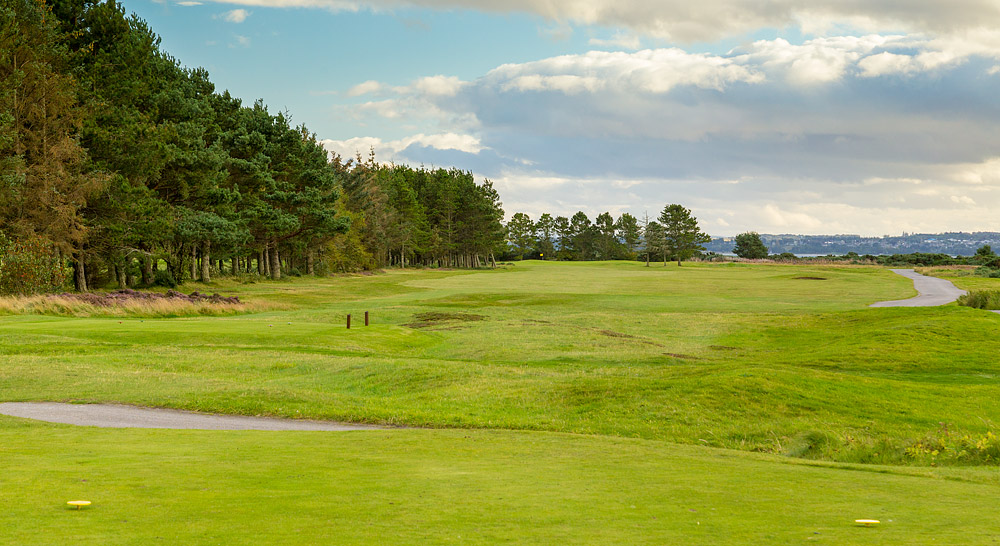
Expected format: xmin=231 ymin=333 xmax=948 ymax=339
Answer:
xmin=4 ymin=417 xmax=1000 ymax=545
xmin=6 ymin=260 xmax=1000 ymax=542
xmin=3 ymin=261 xmax=998 ymax=463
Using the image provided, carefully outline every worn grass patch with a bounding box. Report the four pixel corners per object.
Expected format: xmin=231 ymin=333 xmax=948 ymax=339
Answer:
xmin=405 ymin=312 xmax=487 ymax=328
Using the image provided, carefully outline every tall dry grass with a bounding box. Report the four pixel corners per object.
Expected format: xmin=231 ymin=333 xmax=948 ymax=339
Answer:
xmin=0 ymin=294 xmax=281 ymax=318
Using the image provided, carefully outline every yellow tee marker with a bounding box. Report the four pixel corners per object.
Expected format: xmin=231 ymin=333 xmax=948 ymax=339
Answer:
xmin=855 ymin=519 xmax=879 ymax=527
xmin=67 ymin=501 xmax=91 ymax=510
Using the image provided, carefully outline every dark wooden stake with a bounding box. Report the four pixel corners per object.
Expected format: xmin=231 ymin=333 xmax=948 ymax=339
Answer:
xmin=347 ymin=314 xmax=351 ymax=329
xmin=365 ymin=311 xmax=369 ymax=326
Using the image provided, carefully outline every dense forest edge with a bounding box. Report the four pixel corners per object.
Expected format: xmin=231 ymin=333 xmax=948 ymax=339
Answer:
xmin=0 ymin=0 xmax=507 ymax=294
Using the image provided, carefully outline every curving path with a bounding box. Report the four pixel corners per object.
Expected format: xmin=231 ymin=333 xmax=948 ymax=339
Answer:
xmin=0 ymin=402 xmax=384 ymax=430
xmin=869 ymin=269 xmax=967 ymax=308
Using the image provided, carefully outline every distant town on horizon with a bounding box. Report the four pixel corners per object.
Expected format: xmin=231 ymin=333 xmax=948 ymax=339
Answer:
xmin=706 ymin=232 xmax=1000 ymax=256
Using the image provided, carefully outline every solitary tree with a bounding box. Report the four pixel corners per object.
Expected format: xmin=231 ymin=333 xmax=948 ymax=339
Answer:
xmin=658 ymin=204 xmax=710 ymax=266
xmin=733 ymin=231 xmax=769 ymax=259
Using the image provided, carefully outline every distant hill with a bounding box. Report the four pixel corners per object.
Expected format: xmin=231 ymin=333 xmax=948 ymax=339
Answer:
xmin=706 ymin=232 xmax=1000 ymax=256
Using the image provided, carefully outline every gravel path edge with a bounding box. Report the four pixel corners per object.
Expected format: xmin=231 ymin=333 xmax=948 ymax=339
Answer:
xmin=0 ymin=402 xmax=387 ymax=431
xmin=869 ymin=269 xmax=967 ymax=308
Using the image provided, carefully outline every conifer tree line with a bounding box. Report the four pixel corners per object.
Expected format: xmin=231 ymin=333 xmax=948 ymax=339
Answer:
xmin=0 ymin=0 xmax=506 ymax=294
xmin=503 ymin=204 xmax=711 ymax=266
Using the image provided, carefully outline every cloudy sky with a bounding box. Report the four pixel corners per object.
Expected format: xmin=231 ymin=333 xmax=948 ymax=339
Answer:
xmin=131 ymin=0 xmax=1000 ymax=235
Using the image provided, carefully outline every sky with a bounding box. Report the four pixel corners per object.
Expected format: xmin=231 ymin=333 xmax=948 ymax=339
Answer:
xmin=128 ymin=0 xmax=1000 ymax=236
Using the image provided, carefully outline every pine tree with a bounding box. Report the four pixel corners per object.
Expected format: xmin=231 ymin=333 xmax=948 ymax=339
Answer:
xmin=658 ymin=204 xmax=711 ymax=266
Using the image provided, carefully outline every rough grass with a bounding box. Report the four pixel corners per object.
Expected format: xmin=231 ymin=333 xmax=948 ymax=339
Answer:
xmin=957 ymin=289 xmax=1000 ymax=310
xmin=0 ymin=293 xmax=280 ymax=317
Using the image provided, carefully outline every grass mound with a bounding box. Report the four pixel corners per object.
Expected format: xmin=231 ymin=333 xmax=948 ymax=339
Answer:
xmin=957 ymin=289 xmax=1000 ymax=310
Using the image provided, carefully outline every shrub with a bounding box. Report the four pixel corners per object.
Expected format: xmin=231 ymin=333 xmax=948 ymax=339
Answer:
xmin=974 ymin=266 xmax=1000 ymax=278
xmin=0 ymin=234 xmax=67 ymax=295
xmin=153 ymin=269 xmax=177 ymax=288
xmin=905 ymin=430 xmax=1000 ymax=465
xmin=958 ymin=290 xmax=1000 ymax=310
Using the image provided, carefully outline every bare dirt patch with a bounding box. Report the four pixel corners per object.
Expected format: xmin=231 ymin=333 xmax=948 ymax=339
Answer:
xmin=664 ymin=353 xmax=700 ymax=360
xmin=598 ymin=329 xmax=637 ymax=339
xmin=793 ymin=276 xmax=827 ymax=280
xmin=406 ymin=312 xmax=486 ymax=329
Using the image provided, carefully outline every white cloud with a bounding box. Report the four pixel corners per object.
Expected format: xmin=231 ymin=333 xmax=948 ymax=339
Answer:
xmin=346 ymin=80 xmax=382 ymax=97
xmin=320 ymin=133 xmax=484 ymax=163
xmin=762 ymin=203 xmax=824 ymax=230
xmin=177 ymin=1 xmax=203 ymax=5
xmin=231 ymin=34 xmax=251 ymax=47
xmin=733 ymin=35 xmax=894 ymax=85
xmin=197 ymin=0 xmax=1000 ymax=87
xmin=197 ymin=0 xmax=1000 ymax=46
xmin=486 ymin=49 xmax=764 ymax=95
xmin=589 ymin=32 xmax=641 ymax=50
xmin=858 ymin=52 xmax=919 ymax=77
xmin=951 ymin=157 xmax=1000 ymax=185
xmin=222 ymin=8 xmax=251 ymax=22
xmin=411 ymin=75 xmax=466 ymax=96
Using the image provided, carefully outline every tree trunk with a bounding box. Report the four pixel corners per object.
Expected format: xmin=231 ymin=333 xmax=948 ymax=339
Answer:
xmin=269 ymin=240 xmax=281 ymax=280
xmin=115 ymin=263 xmax=127 ymax=289
xmin=201 ymin=240 xmax=211 ymax=283
xmin=307 ymin=251 xmax=315 ymax=275
xmin=141 ymin=256 xmax=153 ymax=286
xmin=190 ymin=246 xmax=198 ymax=281
xmin=85 ymin=258 xmax=96 ymax=290
xmin=73 ymin=253 xmax=87 ymax=292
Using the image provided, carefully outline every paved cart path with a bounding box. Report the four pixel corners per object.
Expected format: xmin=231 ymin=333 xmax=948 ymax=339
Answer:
xmin=869 ymin=269 xmax=967 ymax=308
xmin=0 ymin=402 xmax=385 ymax=430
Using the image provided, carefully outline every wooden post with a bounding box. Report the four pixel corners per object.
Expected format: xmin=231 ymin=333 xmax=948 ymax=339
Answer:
xmin=347 ymin=314 xmax=351 ymax=329
xmin=364 ymin=311 xmax=369 ymax=326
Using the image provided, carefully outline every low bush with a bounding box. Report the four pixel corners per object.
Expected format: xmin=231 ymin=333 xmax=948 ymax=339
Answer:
xmin=905 ymin=429 xmax=1000 ymax=465
xmin=958 ymin=289 xmax=1000 ymax=310
xmin=153 ymin=269 xmax=178 ymax=288
xmin=974 ymin=266 xmax=1000 ymax=278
